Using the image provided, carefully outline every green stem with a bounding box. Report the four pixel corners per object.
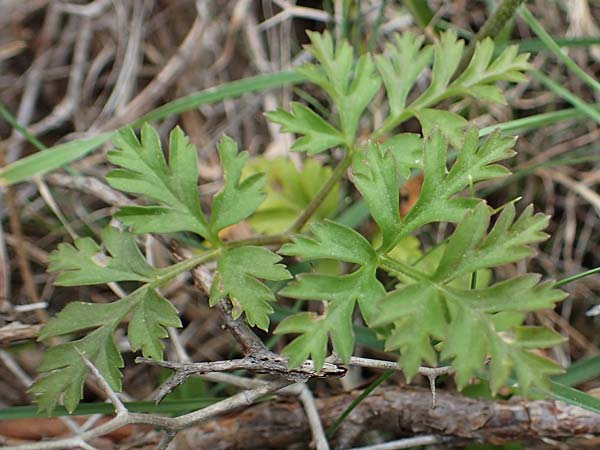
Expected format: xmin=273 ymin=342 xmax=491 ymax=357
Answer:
xmin=403 ymin=0 xmax=435 ymax=30
xmin=457 ymin=0 xmax=525 ymax=75
xmin=379 ymin=255 xmax=428 ymax=282
xmin=367 ymin=0 xmax=389 ymax=52
xmin=555 ymin=267 xmax=600 ymax=288
xmin=287 ymin=150 xmax=353 ymax=233
xmin=326 ymin=369 xmax=395 ymax=438
xmin=518 ymin=5 xmax=600 ymax=94
xmin=149 ymin=248 xmax=221 ymax=289
xmin=372 ymin=109 xmax=415 ymax=139
xmin=225 ymin=233 xmax=291 ymax=249
xmin=533 ymin=70 xmax=600 ymax=124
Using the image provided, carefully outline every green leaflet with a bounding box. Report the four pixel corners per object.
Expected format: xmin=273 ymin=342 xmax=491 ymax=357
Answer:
xmin=352 ymin=142 xmax=402 ymax=253
xmin=416 ymin=109 xmax=468 ymax=150
xmin=379 ymin=133 xmax=423 ymax=179
xmin=396 ymin=128 xmax=514 ymax=243
xmin=210 ymin=246 xmax=291 ymax=330
xmin=376 ymin=30 xmax=532 ymax=135
xmin=128 ymin=288 xmax=182 ymax=361
xmin=376 ymin=202 xmax=566 ymax=394
xmin=269 ymin=31 xmax=381 ymax=150
xmin=48 ymin=226 xmax=162 ymax=286
xmin=355 ymin=127 xmax=516 ymax=253
xmin=33 ymin=286 xmax=182 ymax=414
xmin=108 ymin=126 xmax=266 ymax=243
xmin=278 ymin=221 xmax=385 ymax=368
xmin=265 ymin=103 xmax=345 ymax=154
xmin=31 ymin=328 xmax=123 ymax=415
xmin=33 ymin=285 xmax=182 ymax=414
xmin=374 ymin=33 xmax=433 ymax=116
xmin=107 ymin=124 xmax=214 ymax=241
xmin=210 ymin=136 xmax=266 ymax=233
xmin=35 ymin=226 xmax=186 ymax=413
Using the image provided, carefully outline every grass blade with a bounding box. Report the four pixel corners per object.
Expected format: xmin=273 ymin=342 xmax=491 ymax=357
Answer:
xmin=532 ymin=70 xmax=600 ymax=124
xmin=0 ymin=133 xmax=113 ymax=186
xmin=480 ymin=105 xmax=600 ymax=136
xmin=0 ymin=102 xmax=46 ymax=151
xmin=555 ymin=267 xmax=600 ymax=288
xmin=0 ymin=398 xmax=220 ymax=419
xmin=553 ymin=355 xmax=600 ymax=387
xmin=130 ymin=71 xmax=305 ymax=127
xmin=1 ymin=71 xmax=306 ymax=186
xmin=519 ymin=6 xmax=600 ymax=94
xmin=550 ymin=380 xmax=600 ymax=414
xmin=326 ymin=370 xmax=395 ymax=438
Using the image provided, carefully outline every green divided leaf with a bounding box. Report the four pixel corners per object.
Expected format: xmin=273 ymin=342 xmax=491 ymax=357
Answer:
xmin=278 ymin=221 xmax=385 ymax=368
xmin=396 ymin=127 xmax=515 ymax=244
xmin=451 ymin=39 xmax=530 ymax=103
xmin=416 ymin=109 xmax=468 ymax=149
xmin=33 ymin=285 xmax=181 ymax=413
xmin=33 ymin=298 xmax=130 ymax=415
xmin=48 ymin=226 xmax=161 ymax=286
xmin=106 ymin=124 xmax=215 ymax=242
xmin=432 ymin=202 xmax=548 ymax=281
xmin=415 ymin=30 xmax=465 ymax=107
xmin=375 ymin=33 xmax=433 ymax=116
xmin=378 ymin=30 xmax=531 ymax=133
xmin=270 ymin=30 xmax=380 ymax=149
xmin=244 ymin=157 xmax=340 ymax=234
xmin=352 ymin=142 xmax=402 ymax=252
xmin=278 ymin=267 xmax=385 ymax=369
xmin=265 ymin=103 xmax=345 ymax=154
xmin=376 ymin=202 xmax=566 ymax=395
xmin=378 ymin=284 xmax=446 ymax=378
xmin=128 ymin=288 xmax=182 ymax=360
xmin=210 ymin=246 xmax=291 ymax=330
xmin=379 ymin=133 xmax=423 ymax=179
xmin=31 ymin=328 xmax=124 ymax=415
xmin=210 ymin=136 xmax=266 ymax=233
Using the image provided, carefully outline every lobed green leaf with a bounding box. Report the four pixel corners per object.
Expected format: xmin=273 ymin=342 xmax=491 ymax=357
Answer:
xmin=107 ymin=124 xmax=215 ymax=241
xmin=48 ymin=226 xmax=161 ymax=286
xmin=211 ymin=246 xmax=291 ymax=330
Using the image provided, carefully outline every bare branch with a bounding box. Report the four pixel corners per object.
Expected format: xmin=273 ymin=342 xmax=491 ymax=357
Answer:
xmin=137 ymin=355 xmax=346 ymax=403
xmin=135 ymin=385 xmax=600 ymax=449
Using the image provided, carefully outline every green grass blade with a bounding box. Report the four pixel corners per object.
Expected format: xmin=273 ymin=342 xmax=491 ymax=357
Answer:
xmin=326 ymin=370 xmax=395 ymax=438
xmin=550 ymin=380 xmax=600 ymax=414
xmin=480 ymin=105 xmax=600 ymax=136
xmin=0 ymin=103 xmax=46 ymax=151
xmin=519 ymin=6 xmax=600 ymax=94
xmin=532 ymin=70 xmax=600 ymax=124
xmin=555 ymin=267 xmax=600 ymax=288
xmin=516 ymin=37 xmax=600 ymax=53
xmin=0 ymin=398 xmax=220 ymax=419
xmin=553 ymin=355 xmax=600 ymax=387
xmin=481 ymin=372 xmax=600 ymax=415
xmin=1 ymin=71 xmax=306 ymax=186
xmin=0 ymin=133 xmax=113 ymax=186
xmin=130 ymin=71 xmax=305 ymax=127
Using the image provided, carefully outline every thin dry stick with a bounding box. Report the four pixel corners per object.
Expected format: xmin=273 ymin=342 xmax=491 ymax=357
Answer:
xmin=2 ymin=359 xmax=291 ymax=450
xmin=537 ymin=168 xmax=600 ymax=214
xmin=299 ymin=385 xmax=330 ymax=450
xmin=100 ymin=13 xmax=206 ymax=130
xmin=349 ymin=435 xmax=449 ymax=450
